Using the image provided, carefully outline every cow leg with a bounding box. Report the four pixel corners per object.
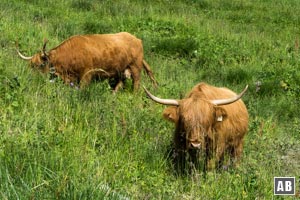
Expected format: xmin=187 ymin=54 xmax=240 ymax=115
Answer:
xmin=231 ymin=139 xmax=244 ymax=167
xmin=204 ymin=139 xmax=213 ymax=171
xmin=80 ymin=72 xmax=92 ymax=88
xmin=112 ymin=69 xmax=132 ymax=93
xmin=215 ymin=142 xmax=226 ymax=170
xmin=113 ymin=80 xmax=124 ymax=93
xmin=129 ymin=64 xmax=141 ymax=91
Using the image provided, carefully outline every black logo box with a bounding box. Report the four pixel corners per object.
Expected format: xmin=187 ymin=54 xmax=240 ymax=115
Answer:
xmin=274 ymin=177 xmax=296 ymax=195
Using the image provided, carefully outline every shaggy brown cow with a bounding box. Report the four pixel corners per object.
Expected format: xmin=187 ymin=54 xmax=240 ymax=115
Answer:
xmin=16 ymin=32 xmax=158 ymax=92
xmin=144 ymin=82 xmax=249 ymax=171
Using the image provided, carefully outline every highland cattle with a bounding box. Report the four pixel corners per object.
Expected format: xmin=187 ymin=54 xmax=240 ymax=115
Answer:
xmin=144 ymin=82 xmax=249 ymax=171
xmin=17 ymin=32 xmax=158 ymax=91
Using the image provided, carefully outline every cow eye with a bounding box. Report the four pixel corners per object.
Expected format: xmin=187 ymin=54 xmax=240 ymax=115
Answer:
xmin=41 ymin=56 xmax=48 ymax=62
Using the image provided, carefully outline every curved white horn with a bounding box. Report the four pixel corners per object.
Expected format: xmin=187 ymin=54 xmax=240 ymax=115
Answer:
xmin=143 ymin=86 xmax=179 ymax=106
xmin=16 ymin=48 xmax=33 ymax=60
xmin=210 ymin=85 xmax=248 ymax=106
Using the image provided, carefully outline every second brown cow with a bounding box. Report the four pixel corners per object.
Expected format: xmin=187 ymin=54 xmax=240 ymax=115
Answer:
xmin=17 ymin=32 xmax=158 ymax=92
xmin=144 ymin=82 xmax=249 ymax=171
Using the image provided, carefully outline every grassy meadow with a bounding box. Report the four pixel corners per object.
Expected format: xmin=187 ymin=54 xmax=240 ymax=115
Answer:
xmin=1 ymin=0 xmax=300 ymax=199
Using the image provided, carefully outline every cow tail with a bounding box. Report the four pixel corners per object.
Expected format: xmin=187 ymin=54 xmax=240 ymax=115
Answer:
xmin=142 ymin=60 xmax=158 ymax=87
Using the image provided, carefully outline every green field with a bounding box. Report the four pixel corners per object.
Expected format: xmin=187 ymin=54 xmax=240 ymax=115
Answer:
xmin=1 ymin=0 xmax=300 ymax=199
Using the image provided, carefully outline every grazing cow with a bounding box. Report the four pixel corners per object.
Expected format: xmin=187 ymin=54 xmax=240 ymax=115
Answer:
xmin=144 ymin=82 xmax=249 ymax=171
xmin=16 ymin=32 xmax=158 ymax=92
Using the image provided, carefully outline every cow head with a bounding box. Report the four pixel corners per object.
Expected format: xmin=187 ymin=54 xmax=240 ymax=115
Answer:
xmin=144 ymin=85 xmax=248 ymax=150
xmin=16 ymin=39 xmax=50 ymax=73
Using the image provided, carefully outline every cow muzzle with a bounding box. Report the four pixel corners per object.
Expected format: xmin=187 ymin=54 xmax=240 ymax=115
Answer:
xmin=187 ymin=139 xmax=201 ymax=149
xmin=190 ymin=142 xmax=201 ymax=149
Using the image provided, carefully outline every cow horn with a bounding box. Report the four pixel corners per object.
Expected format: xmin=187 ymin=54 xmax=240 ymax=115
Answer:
xmin=15 ymin=42 xmax=33 ymax=60
xmin=210 ymin=85 xmax=248 ymax=106
xmin=143 ymin=86 xmax=179 ymax=106
xmin=42 ymin=39 xmax=48 ymax=56
xmin=16 ymin=49 xmax=33 ymax=60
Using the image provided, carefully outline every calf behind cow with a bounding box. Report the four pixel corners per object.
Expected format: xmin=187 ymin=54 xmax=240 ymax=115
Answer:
xmin=17 ymin=32 xmax=158 ymax=92
xmin=144 ymin=82 xmax=249 ymax=171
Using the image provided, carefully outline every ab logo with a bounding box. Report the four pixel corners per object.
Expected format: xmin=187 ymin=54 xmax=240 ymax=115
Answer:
xmin=274 ymin=177 xmax=295 ymax=195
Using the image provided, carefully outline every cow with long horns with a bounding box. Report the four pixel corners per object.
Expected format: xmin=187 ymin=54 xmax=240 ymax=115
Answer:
xmin=17 ymin=32 xmax=158 ymax=92
xmin=144 ymin=82 xmax=249 ymax=171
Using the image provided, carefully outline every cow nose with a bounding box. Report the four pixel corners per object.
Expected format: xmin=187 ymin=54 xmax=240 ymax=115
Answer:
xmin=190 ymin=142 xmax=201 ymax=149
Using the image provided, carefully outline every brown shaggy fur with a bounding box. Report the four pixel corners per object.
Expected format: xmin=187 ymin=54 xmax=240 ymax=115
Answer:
xmin=163 ymin=82 xmax=249 ymax=170
xmin=22 ymin=32 xmax=158 ymax=91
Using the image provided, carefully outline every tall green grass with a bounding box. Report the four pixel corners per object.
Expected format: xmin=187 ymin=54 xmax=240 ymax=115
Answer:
xmin=1 ymin=0 xmax=300 ymax=199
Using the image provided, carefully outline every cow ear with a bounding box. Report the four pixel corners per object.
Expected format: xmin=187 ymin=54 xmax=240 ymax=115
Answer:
xmin=163 ymin=106 xmax=178 ymax=123
xmin=214 ymin=106 xmax=227 ymax=122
